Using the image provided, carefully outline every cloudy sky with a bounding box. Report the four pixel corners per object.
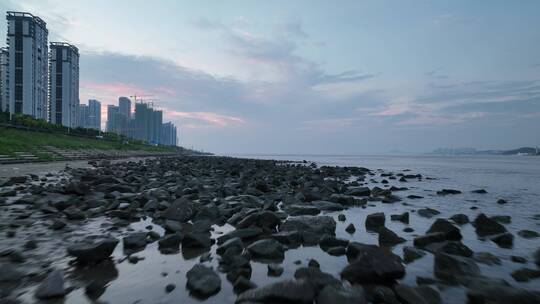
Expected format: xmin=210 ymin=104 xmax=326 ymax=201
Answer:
xmin=1 ymin=0 xmax=539 ymax=154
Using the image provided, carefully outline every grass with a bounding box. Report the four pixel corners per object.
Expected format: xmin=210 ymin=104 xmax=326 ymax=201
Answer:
xmin=0 ymin=126 xmax=175 ymax=159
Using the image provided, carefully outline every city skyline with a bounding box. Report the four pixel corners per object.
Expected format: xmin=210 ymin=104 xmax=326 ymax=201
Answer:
xmin=0 ymin=1 xmax=538 ymax=153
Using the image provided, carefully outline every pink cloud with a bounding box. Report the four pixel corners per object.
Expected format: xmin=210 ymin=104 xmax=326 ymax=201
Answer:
xmin=166 ymin=110 xmax=245 ymax=128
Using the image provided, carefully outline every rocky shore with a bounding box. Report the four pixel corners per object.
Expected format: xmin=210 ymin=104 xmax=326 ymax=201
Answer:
xmin=0 ymin=156 xmax=539 ymax=303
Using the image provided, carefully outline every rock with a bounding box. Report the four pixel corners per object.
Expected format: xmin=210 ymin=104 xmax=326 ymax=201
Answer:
xmin=311 ymin=200 xmax=344 ymax=211
xmin=496 ymin=199 xmax=508 ymax=205
xmin=473 ymin=213 xmax=507 ymax=237
xmin=272 ymin=231 xmax=302 ymax=247
xmin=294 ymin=267 xmax=341 ymax=289
xmin=424 ymin=241 xmax=473 ymax=257
xmin=4 ymin=176 xmax=27 ymax=186
xmin=491 ymin=215 xmax=511 ymax=224
xmin=417 ymin=208 xmax=441 ymax=218
xmin=317 ymin=284 xmax=367 ymax=304
xmin=394 ymin=284 xmax=439 ymax=304
xmin=472 ymin=189 xmax=487 ymax=194
xmin=281 ymin=216 xmax=336 ymax=244
xmin=186 ymin=264 xmax=221 ymax=298
xmin=319 ymin=235 xmax=349 ymax=251
xmin=365 ymin=212 xmax=385 ymax=231
xmin=163 ymin=198 xmax=194 ymax=222
xmin=473 ymin=252 xmax=501 ymax=265
xmin=403 ymin=246 xmax=426 ymax=263
xmin=158 ymin=233 xmax=182 ymax=251
xmin=267 ymin=264 xmax=284 ymax=277
xmin=518 ymin=230 xmax=539 ymax=239
xmin=346 ymin=186 xmax=371 ymax=196
xmin=284 ymin=205 xmax=320 ymax=216
xmin=363 ymin=285 xmax=400 ymax=304
xmin=236 ymin=211 xmax=281 ymax=230
xmin=535 ymin=248 xmax=540 ymax=267
xmin=511 ymin=268 xmax=540 ymax=282
xmin=511 ymin=256 xmax=527 ymax=264
xmin=426 ymin=218 xmax=462 ymax=240
xmin=490 ymin=232 xmax=513 ymax=248
xmin=123 ymin=232 xmax=149 ymax=249
xmin=437 ymin=189 xmax=461 ymax=195
xmin=434 ymin=253 xmax=480 ymax=281
xmin=341 ymin=245 xmax=405 ymax=284
xmin=182 ymin=232 xmax=213 ymax=248
xmin=450 ymin=214 xmax=469 ymax=225
xmin=345 ymin=223 xmax=356 ymax=233
xmin=216 ymin=237 xmax=244 ymax=255
xmin=413 ymin=232 xmax=446 ymax=248
xmin=233 ymin=276 xmax=257 ymax=294
xmin=0 ymin=263 xmax=26 ymax=283
xmin=67 ymin=238 xmax=118 ymax=264
xmin=390 ymin=212 xmax=409 ymax=224
xmin=165 ymin=284 xmax=175 ymax=293
xmin=247 ymin=239 xmax=285 ymax=260
xmin=51 ymin=219 xmax=67 ymax=230
xmin=326 ymin=246 xmax=347 ymax=256
xmin=217 ymin=227 xmax=263 ymax=244
xmin=337 ymin=214 xmax=346 ymax=221
xmin=236 ymin=280 xmax=316 ymax=304
xmin=35 ymin=269 xmax=67 ymax=299
xmin=378 ymin=227 xmax=406 ymax=246
xmin=466 ymin=279 xmax=540 ymax=304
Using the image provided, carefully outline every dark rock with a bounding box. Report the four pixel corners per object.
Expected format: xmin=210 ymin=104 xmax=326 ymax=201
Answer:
xmin=345 ymin=223 xmax=356 ymax=234
xmin=466 ymin=278 xmax=540 ymax=304
xmin=317 ymin=284 xmax=367 ymax=304
xmin=216 ymin=237 xmax=244 ymax=255
xmin=426 ymin=218 xmax=462 ymax=240
xmin=319 ymin=235 xmax=349 ymax=251
xmin=233 ymin=276 xmax=257 ymax=294
xmin=67 ymin=238 xmax=118 ymax=264
xmin=51 ymin=219 xmax=67 ymax=230
xmin=472 ymin=189 xmax=487 ymax=194
xmin=473 ymin=213 xmax=507 ymax=237
xmin=496 ymin=199 xmax=508 ymax=205
xmin=473 ymin=252 xmax=501 ymax=265
xmin=123 ymin=232 xmax=149 ymax=249
xmin=394 ymin=284 xmax=440 ymax=304
xmin=186 ymin=264 xmax=221 ymax=298
xmin=535 ymin=248 xmax=540 ymax=267
xmin=182 ymin=232 xmax=213 ymax=248
xmin=417 ymin=208 xmax=440 ymax=218
xmin=341 ymin=245 xmax=405 ymax=284
xmin=363 ymin=284 xmax=400 ymax=304
xmin=35 ymin=269 xmax=67 ymax=299
xmin=165 ymin=284 xmax=176 ymax=293
xmin=403 ymin=246 xmax=426 ymax=263
xmin=158 ymin=233 xmax=182 ymax=251
xmin=247 ymin=239 xmax=284 ymax=260
xmin=365 ymin=212 xmax=385 ymax=231
xmin=414 ymin=232 xmax=446 ymax=248
xmin=450 ymin=214 xmax=469 ymax=225
xmin=236 ymin=211 xmax=281 ymax=230
xmin=346 ymin=186 xmax=371 ymax=196
xmin=511 ymin=268 xmax=540 ymax=282
xmin=236 ymin=279 xmax=316 ymax=304
xmin=217 ymin=227 xmax=263 ymax=244
xmin=490 ymin=232 xmax=513 ymax=248
xmin=308 ymin=259 xmax=320 ymax=268
xmin=311 ymin=200 xmax=344 ymax=211
xmin=390 ymin=212 xmax=409 ymax=224
xmin=337 ymin=214 xmax=346 ymax=221
xmin=518 ymin=230 xmax=539 ymax=239
xmin=294 ymin=267 xmax=341 ymax=289
xmin=491 ymin=215 xmax=511 ymax=224
xmin=272 ymin=231 xmax=302 ymax=247
xmin=437 ymin=189 xmax=461 ymax=195
xmin=267 ymin=264 xmax=284 ymax=277
xmin=424 ymin=241 xmax=473 ymax=257
xmin=434 ymin=253 xmax=480 ymax=281
xmin=511 ymin=256 xmax=527 ymax=264
xmin=163 ymin=198 xmax=194 ymax=222
xmin=378 ymin=227 xmax=406 ymax=246
xmin=284 ymin=205 xmax=320 ymax=216
xmin=281 ymin=215 xmax=336 ymax=243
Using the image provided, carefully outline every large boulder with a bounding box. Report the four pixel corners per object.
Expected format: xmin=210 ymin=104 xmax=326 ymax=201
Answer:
xmin=281 ymin=216 xmax=336 ymax=244
xmin=236 ymin=211 xmax=281 ymax=230
xmin=473 ymin=213 xmax=507 ymax=237
xmin=378 ymin=227 xmax=406 ymax=246
xmin=34 ymin=269 xmax=67 ymax=299
xmin=182 ymin=232 xmax=213 ymax=248
xmin=247 ymin=239 xmax=285 ymax=260
xmin=186 ymin=264 xmax=221 ymax=298
xmin=123 ymin=232 xmax=149 ymax=249
xmin=426 ymin=219 xmax=462 ymax=240
xmin=217 ymin=227 xmax=263 ymax=245
xmin=394 ymin=285 xmax=441 ymax=304
xmin=365 ymin=212 xmax=385 ymax=231
xmin=236 ymin=279 xmax=316 ymax=304
xmin=284 ymin=205 xmax=320 ymax=216
xmin=67 ymin=238 xmax=118 ymax=264
xmin=466 ymin=277 xmax=540 ymax=304
xmin=317 ymin=284 xmax=367 ymax=304
xmin=341 ymin=245 xmax=405 ymax=284
xmin=434 ymin=253 xmax=480 ymax=281
xmin=294 ymin=267 xmax=341 ymax=289
xmin=163 ymin=198 xmax=194 ymax=222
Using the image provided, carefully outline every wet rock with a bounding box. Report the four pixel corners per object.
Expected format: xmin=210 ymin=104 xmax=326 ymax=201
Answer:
xmin=50 ymin=219 xmax=67 ymax=230
xmin=518 ymin=230 xmax=539 ymax=239
xmin=437 ymin=189 xmax=461 ymax=195
xmin=35 ymin=269 xmax=67 ymax=299
xmin=496 ymin=199 xmax=508 ymax=205
xmin=281 ymin=215 xmax=336 ymax=243
xmin=267 ymin=264 xmax=283 ymax=277
xmin=403 ymin=246 xmax=426 ymax=263
xmin=434 ymin=253 xmax=480 ymax=281
xmin=163 ymin=198 xmax=194 ymax=222
xmin=426 ymin=218 xmax=462 ymax=240
xmin=473 ymin=213 xmax=507 ymax=237
xmin=3 ymin=176 xmax=28 ymax=186
xmin=294 ymin=267 xmax=341 ymax=289
xmin=123 ymin=232 xmax=149 ymax=249
xmin=317 ymin=284 xmax=367 ymax=304
xmin=319 ymin=235 xmax=349 ymax=252
xmin=390 ymin=212 xmax=409 ymax=224
xmin=466 ymin=278 xmax=540 ymax=304
xmin=182 ymin=232 xmax=213 ymax=248
xmin=414 ymin=232 xmax=446 ymax=248
xmin=364 ymin=285 xmax=400 ymax=304
xmin=284 ymin=205 xmax=320 ymax=216
xmin=247 ymin=239 xmax=285 ymax=260
xmin=0 ymin=263 xmax=26 ymax=283
xmin=511 ymin=255 xmax=527 ymax=264
xmin=271 ymin=231 xmax=302 ymax=247
xmin=491 ymin=215 xmax=511 ymax=224
xmin=217 ymin=227 xmax=263 ymax=245
xmin=403 ymin=227 xmax=414 ymax=232
xmin=236 ymin=211 xmax=281 ymax=230
xmin=236 ymin=279 xmax=316 ymax=304
xmin=158 ymin=233 xmax=182 ymax=251
xmin=311 ymin=200 xmax=344 ymax=211
xmin=337 ymin=214 xmax=346 ymax=221
xmin=394 ymin=284 xmax=441 ymax=304
xmin=490 ymin=232 xmax=514 ymax=248
xmin=345 ymin=223 xmax=356 ymax=234
xmin=165 ymin=284 xmax=176 ymax=293
xmin=472 ymin=189 xmax=487 ymax=194
xmin=424 ymin=241 xmax=473 ymax=257
xmin=378 ymin=227 xmax=406 ymax=246
xmin=216 ymin=237 xmax=244 ymax=255
xmin=511 ymin=268 xmax=540 ymax=282
xmin=473 ymin=252 xmax=501 ymax=266
xmin=450 ymin=214 xmax=469 ymax=225
xmin=67 ymin=237 xmax=118 ymax=264
xmin=186 ymin=264 xmax=221 ymax=298
xmin=417 ymin=208 xmax=440 ymax=218
xmin=365 ymin=212 xmax=385 ymax=231
xmin=341 ymin=245 xmax=405 ymax=284
xmin=308 ymin=259 xmax=320 ymax=268
xmin=535 ymin=248 xmax=540 ymax=267
xmin=346 ymin=186 xmax=371 ymax=196
xmin=233 ymin=276 xmax=257 ymax=294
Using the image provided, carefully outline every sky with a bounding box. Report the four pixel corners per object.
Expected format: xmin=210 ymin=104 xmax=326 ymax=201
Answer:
xmin=1 ymin=0 xmax=539 ymax=154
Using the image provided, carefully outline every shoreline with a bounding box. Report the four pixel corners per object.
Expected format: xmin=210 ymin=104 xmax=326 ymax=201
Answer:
xmin=0 ymin=155 xmax=539 ymax=303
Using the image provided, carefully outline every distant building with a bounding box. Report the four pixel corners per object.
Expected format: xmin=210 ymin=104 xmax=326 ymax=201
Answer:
xmin=78 ymin=104 xmax=88 ymax=128
xmin=87 ymin=99 xmax=101 ymax=130
xmin=118 ymin=96 xmax=131 ymax=119
xmin=0 ymin=47 xmax=8 ymax=112
xmin=6 ymin=12 xmax=49 ymax=120
xmin=161 ymin=122 xmax=177 ymax=146
xmin=106 ymin=105 xmax=119 ymax=133
xmin=49 ymin=42 xmax=79 ymax=128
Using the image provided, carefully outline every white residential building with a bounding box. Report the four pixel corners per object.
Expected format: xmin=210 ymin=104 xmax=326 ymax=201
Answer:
xmin=49 ymin=42 xmax=79 ymax=128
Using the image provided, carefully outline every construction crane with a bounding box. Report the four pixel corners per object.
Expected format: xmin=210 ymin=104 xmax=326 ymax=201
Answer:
xmin=130 ymin=94 xmax=154 ymax=103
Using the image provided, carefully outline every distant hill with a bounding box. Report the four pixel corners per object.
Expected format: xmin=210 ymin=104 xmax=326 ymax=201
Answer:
xmin=431 ymin=147 xmax=539 ymax=156
xmin=501 ymin=147 xmax=539 ymax=155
